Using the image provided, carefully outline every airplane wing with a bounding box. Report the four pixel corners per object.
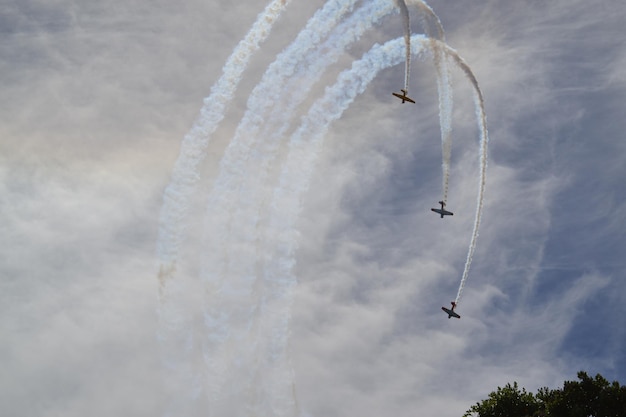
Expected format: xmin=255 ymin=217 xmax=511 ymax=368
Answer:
xmin=431 ymin=208 xmax=453 ymax=217
xmin=441 ymin=307 xmax=461 ymax=319
xmin=392 ymin=92 xmax=415 ymax=104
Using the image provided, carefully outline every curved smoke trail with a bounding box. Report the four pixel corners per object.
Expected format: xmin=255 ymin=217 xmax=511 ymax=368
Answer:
xmin=261 ymin=34 xmax=428 ymax=417
xmin=199 ymin=0 xmax=361 ymax=413
xmin=201 ymin=0 xmax=360 ymax=294
xmin=155 ymin=0 xmax=292 ymax=415
xmin=263 ymin=42 xmax=487 ymax=375
xmin=409 ymin=0 xmax=444 ymax=40
xmin=432 ymin=42 xmax=489 ymax=305
xmin=156 ymin=0 xmax=292 ymax=285
xmin=157 ymin=1 xmax=487 ymax=415
xmin=200 ymin=2 xmax=458 ymax=413
xmin=406 ymin=0 xmax=453 ymax=204
xmin=200 ymin=0 xmax=452 ymax=318
xmin=393 ymin=0 xmax=448 ymax=101
xmin=249 ymin=0 xmax=443 ymax=213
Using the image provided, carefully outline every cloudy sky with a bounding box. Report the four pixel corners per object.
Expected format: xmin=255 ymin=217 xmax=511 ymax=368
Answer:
xmin=2 ymin=1 xmax=626 ymax=416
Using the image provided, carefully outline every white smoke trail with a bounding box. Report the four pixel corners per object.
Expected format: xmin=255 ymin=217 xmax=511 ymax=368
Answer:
xmin=394 ymin=0 xmax=411 ymax=92
xmin=257 ymin=0 xmax=396 ymax=145
xmin=406 ymin=0 xmax=453 ymax=204
xmin=408 ymin=0 xmax=444 ymax=41
xmin=157 ymin=1 xmax=486 ymax=415
xmin=229 ymin=0 xmax=398 ymax=269
xmin=200 ymin=2 xmax=449 ymax=404
xmin=202 ymin=3 xmax=439 ymax=414
xmin=432 ymin=43 xmax=489 ymax=306
xmin=241 ymin=3 xmax=401 ymax=408
xmin=206 ymin=0 xmax=451 ymax=338
xmin=201 ymin=0 xmax=447 ymax=317
xmin=262 ymin=47 xmax=487 ymax=399
xmin=221 ymin=0 xmax=442 ymax=284
xmin=392 ymin=0 xmax=448 ymax=98
xmin=195 ymin=36 xmax=483 ymax=417
xmin=155 ymin=0 xmax=292 ymax=415
xmin=201 ymin=0 xmax=360 ymax=288
xmin=437 ymin=57 xmax=454 ymax=204
xmin=245 ymin=2 xmax=416 ymax=410
xmin=261 ymin=34 xmax=429 ymax=416
xmin=156 ymin=0 xmax=292 ymax=279
xmin=199 ymin=1 xmax=361 ymax=413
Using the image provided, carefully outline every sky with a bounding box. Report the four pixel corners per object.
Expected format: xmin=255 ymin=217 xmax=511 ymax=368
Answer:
xmin=2 ymin=1 xmax=626 ymax=416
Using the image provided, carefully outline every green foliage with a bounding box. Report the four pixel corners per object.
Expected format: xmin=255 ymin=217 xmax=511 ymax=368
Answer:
xmin=462 ymin=382 xmax=539 ymax=417
xmin=463 ymin=371 xmax=626 ymax=417
xmin=539 ymin=371 xmax=626 ymax=417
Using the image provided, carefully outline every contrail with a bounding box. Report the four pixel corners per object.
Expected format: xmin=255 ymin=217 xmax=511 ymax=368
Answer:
xmin=156 ymin=0 xmax=292 ymax=287
xmin=262 ymin=34 xmax=429 ymax=417
xmin=263 ymin=40 xmax=487 ymax=353
xmin=203 ymin=2 xmax=461 ymax=413
xmin=200 ymin=0 xmax=360 ymax=294
xmin=157 ymin=1 xmax=487 ymax=415
xmin=432 ymin=42 xmax=489 ymax=306
xmin=155 ymin=0 xmax=292 ymax=415
xmin=437 ymin=60 xmax=454 ymax=204
xmin=215 ymin=0 xmax=443 ymax=292
xmin=406 ymin=0 xmax=453 ymax=204
xmin=200 ymin=0 xmax=449 ymax=312
xmin=220 ymin=0 xmax=397 ymax=294
xmin=199 ymin=1 xmax=362 ymax=413
xmin=394 ymin=0 xmax=411 ymax=92
xmin=409 ymin=0 xmax=444 ymax=40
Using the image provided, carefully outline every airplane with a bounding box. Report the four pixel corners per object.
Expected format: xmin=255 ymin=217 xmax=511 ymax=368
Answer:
xmin=431 ymin=201 xmax=453 ymax=218
xmin=392 ymin=89 xmax=415 ymax=104
xmin=441 ymin=302 xmax=461 ymax=319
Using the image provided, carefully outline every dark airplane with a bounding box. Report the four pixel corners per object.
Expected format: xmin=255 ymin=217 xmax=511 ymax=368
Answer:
xmin=392 ymin=89 xmax=415 ymax=104
xmin=441 ymin=301 xmax=461 ymax=319
xmin=431 ymin=201 xmax=453 ymax=218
